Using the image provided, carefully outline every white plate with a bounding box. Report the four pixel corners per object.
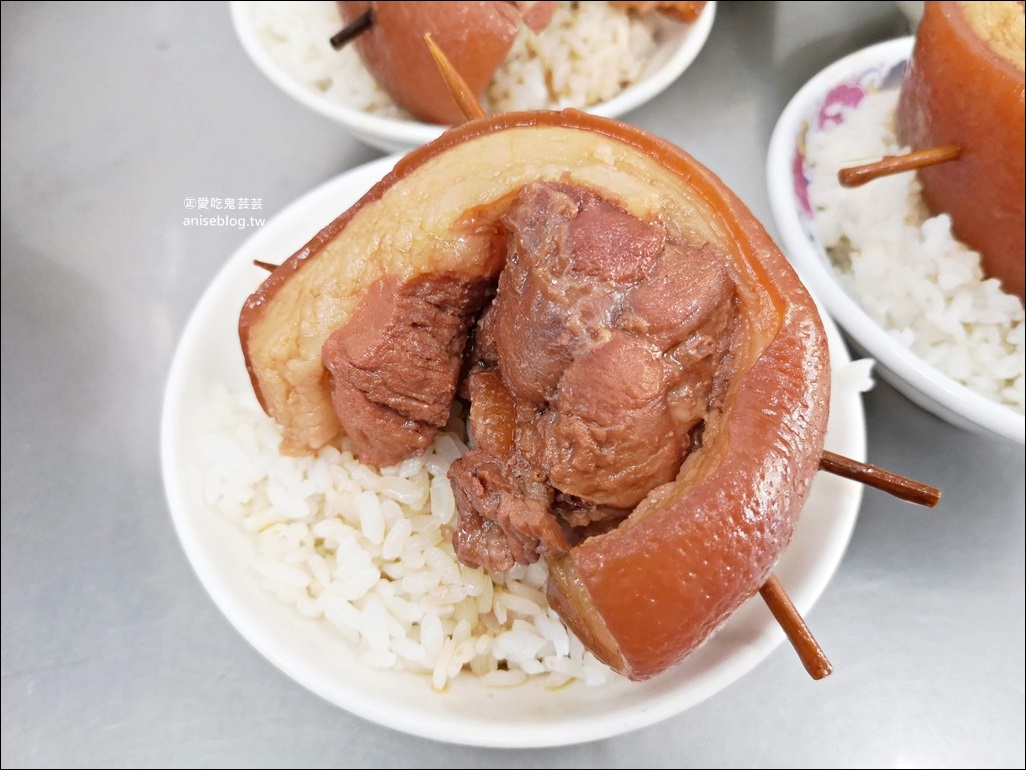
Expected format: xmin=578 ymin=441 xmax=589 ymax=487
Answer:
xmin=231 ymin=1 xmax=717 ymax=153
xmin=766 ymin=37 xmax=1025 ymax=444
xmin=161 ymin=156 xmax=866 ymax=747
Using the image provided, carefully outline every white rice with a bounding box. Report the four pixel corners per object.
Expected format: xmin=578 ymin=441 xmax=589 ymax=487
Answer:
xmin=199 ymin=354 xmax=875 ymax=690
xmin=247 ymin=1 xmax=664 ymax=118
xmin=805 ymin=89 xmax=1025 ymax=413
xmin=199 ymin=383 xmax=614 ymax=690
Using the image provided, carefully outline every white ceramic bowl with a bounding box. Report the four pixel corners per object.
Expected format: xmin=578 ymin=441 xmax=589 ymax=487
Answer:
xmin=230 ymin=1 xmax=717 ymax=153
xmin=767 ymin=37 xmax=1025 ymax=445
xmin=161 ymin=155 xmax=866 ymax=747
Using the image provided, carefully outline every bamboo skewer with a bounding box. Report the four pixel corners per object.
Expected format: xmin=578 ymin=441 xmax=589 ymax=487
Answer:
xmin=330 ymin=9 xmax=374 ymax=50
xmin=759 ymin=575 xmax=833 ymax=680
xmin=424 ymin=33 xmax=487 ymax=120
xmin=820 ymin=450 xmax=941 ymax=507
xmin=838 ymin=144 xmax=961 ymax=187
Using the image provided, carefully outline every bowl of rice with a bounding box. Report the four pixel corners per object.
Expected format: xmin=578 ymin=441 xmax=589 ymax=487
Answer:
xmin=767 ymin=37 xmax=1025 ymax=444
xmin=230 ymin=1 xmax=717 ymax=153
xmin=161 ymin=155 xmax=869 ymax=746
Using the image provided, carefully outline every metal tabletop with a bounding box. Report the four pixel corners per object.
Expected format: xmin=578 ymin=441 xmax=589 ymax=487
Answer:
xmin=2 ymin=2 xmax=1023 ymax=767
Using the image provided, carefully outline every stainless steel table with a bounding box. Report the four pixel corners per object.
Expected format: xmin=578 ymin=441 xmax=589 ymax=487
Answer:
xmin=2 ymin=2 xmax=1023 ymax=767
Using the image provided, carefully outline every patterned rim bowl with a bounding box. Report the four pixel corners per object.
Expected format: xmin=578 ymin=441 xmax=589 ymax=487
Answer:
xmin=766 ymin=36 xmax=1024 ymax=444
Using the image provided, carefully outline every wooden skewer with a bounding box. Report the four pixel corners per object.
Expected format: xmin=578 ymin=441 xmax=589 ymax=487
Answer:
xmin=838 ymin=144 xmax=961 ymax=188
xmin=253 ymin=259 xmax=279 ymax=272
xmin=330 ymin=9 xmax=374 ymax=50
xmin=424 ymin=33 xmax=487 ymax=120
xmin=425 ymin=33 xmax=836 ymax=680
xmin=759 ymin=575 xmax=833 ymax=680
xmin=820 ymin=450 xmax=941 ymax=508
